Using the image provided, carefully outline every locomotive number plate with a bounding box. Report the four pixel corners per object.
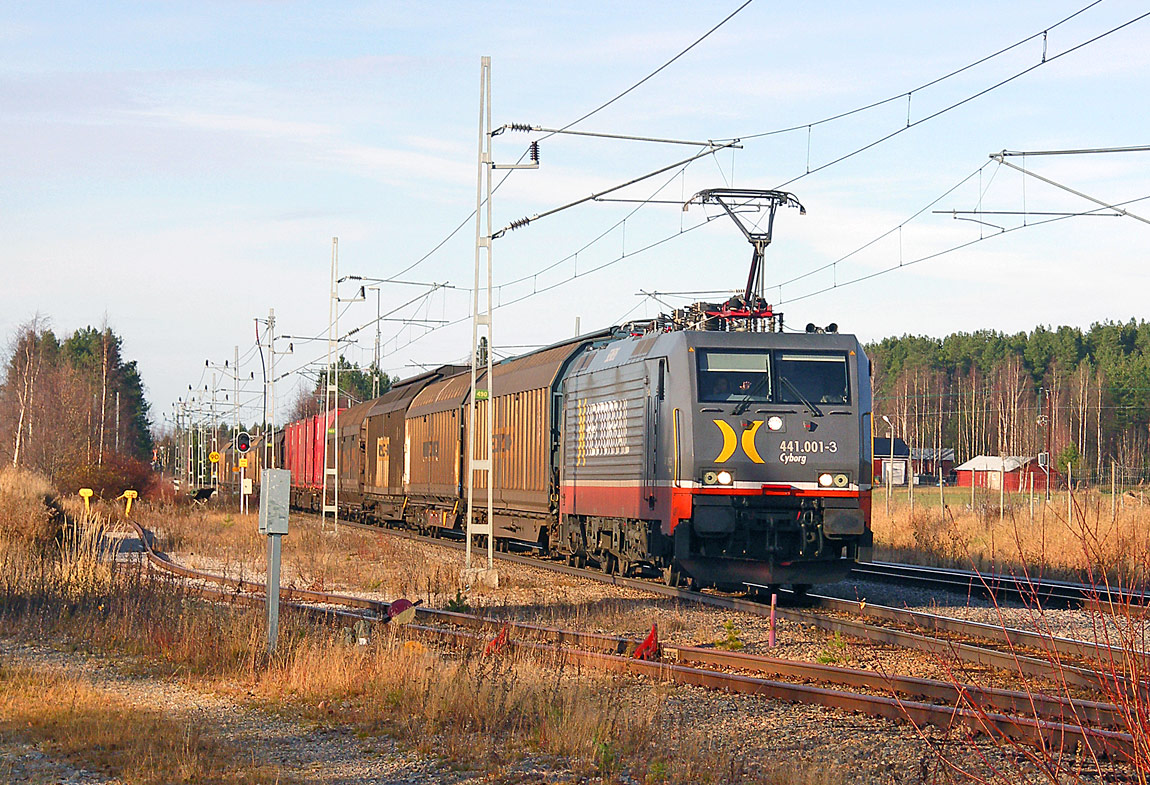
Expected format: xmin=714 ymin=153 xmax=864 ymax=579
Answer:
xmin=779 ymin=439 xmax=838 ymax=455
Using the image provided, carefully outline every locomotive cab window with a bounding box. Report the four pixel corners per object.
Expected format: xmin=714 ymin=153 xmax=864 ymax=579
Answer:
xmin=697 ymin=350 xmax=772 ymax=403
xmin=775 ymin=352 xmax=850 ymax=405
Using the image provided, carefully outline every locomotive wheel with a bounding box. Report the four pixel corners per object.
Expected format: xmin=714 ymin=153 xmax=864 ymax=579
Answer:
xmin=662 ymin=565 xmax=681 ymax=587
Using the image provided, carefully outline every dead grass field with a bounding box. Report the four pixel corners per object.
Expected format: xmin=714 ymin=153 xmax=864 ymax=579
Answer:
xmin=0 ymin=662 xmax=288 ymax=784
xmin=0 ymin=472 xmax=835 ymax=785
xmin=870 ymin=485 xmax=1150 ymax=584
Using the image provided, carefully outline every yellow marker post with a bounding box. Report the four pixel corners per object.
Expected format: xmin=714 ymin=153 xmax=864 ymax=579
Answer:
xmin=78 ymin=488 xmax=94 ymax=512
xmin=116 ymin=489 xmax=139 ymax=517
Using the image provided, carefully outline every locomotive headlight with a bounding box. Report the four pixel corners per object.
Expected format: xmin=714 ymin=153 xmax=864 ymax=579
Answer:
xmin=818 ymin=473 xmax=834 ymax=487
xmin=703 ymin=470 xmax=718 ymax=485
xmin=716 ymin=470 xmax=734 ymax=486
xmin=766 ymin=415 xmax=784 ymax=431
xmin=833 ymin=473 xmax=849 ymax=488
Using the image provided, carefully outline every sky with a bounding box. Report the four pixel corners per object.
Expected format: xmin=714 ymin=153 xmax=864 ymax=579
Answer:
xmin=2 ymin=1 xmax=1148 ymax=430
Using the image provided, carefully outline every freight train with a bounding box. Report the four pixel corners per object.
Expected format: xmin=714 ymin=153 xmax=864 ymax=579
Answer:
xmin=254 ymin=307 xmax=873 ymax=591
xmin=239 ymin=189 xmax=875 ymax=590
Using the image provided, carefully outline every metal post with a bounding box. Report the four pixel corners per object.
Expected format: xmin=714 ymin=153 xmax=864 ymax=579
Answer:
xmin=465 ymin=56 xmax=497 ymax=584
xmin=210 ymin=373 xmax=218 ymax=489
xmin=999 ymin=466 xmax=1005 ymax=525
xmin=1029 ymin=473 xmax=1034 ymax=524
xmin=1068 ymin=462 xmax=1073 ymax=523
xmin=881 ymin=416 xmax=893 ymax=517
xmin=372 ymin=287 xmax=381 ymax=399
xmin=235 ymin=345 xmax=240 ymax=511
xmin=909 ymin=455 xmax=914 ymax=515
xmin=1111 ymin=460 xmax=1117 ymax=523
xmin=266 ymin=532 xmax=281 ymax=652
xmin=938 ymin=467 xmax=944 ymax=518
xmin=1044 ymin=389 xmax=1052 ymax=501
xmin=259 ymin=468 xmax=290 ymax=654
xmin=267 ymin=309 xmax=277 ymax=469
xmin=322 ymin=239 xmax=340 ymax=533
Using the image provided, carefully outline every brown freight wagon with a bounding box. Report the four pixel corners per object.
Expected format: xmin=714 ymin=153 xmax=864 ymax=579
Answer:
xmin=358 ymin=366 xmax=466 ymax=521
xmin=335 ymin=399 xmax=377 ymax=513
xmin=403 ymin=338 xmax=595 ymax=546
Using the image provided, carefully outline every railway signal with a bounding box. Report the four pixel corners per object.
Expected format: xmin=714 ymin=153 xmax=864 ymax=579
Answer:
xmin=237 ymin=431 xmax=251 ymax=453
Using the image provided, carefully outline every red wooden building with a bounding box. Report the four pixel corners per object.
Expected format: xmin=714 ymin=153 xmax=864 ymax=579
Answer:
xmin=954 ymin=456 xmax=1058 ymax=492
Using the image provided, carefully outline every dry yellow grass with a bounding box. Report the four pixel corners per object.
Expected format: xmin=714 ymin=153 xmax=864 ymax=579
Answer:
xmin=0 ymin=491 xmax=831 ymax=784
xmin=0 ymin=466 xmax=63 ymax=550
xmin=871 ymin=485 xmax=1150 ymax=582
xmin=0 ymin=662 xmax=288 ymax=784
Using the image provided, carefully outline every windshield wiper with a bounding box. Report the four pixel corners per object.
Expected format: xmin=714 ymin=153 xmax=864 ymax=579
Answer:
xmin=733 ymin=375 xmax=770 ymax=415
xmin=779 ymin=375 xmax=823 ymax=417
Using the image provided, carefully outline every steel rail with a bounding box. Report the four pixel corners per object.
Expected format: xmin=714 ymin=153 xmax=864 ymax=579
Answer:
xmin=808 ymin=591 xmax=1148 ymax=673
xmin=126 ymin=521 xmax=1136 ymax=754
xmin=398 ymin=623 xmax=1136 ymax=761
xmin=333 ymin=519 xmax=1123 ymax=692
xmin=850 ymin=561 xmax=1148 ymax=610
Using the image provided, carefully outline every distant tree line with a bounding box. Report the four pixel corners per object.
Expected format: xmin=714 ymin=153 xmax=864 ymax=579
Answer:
xmin=288 ymin=356 xmax=395 ymax=421
xmin=0 ymin=317 xmax=154 ymax=493
xmin=868 ymin=320 xmax=1150 ymax=483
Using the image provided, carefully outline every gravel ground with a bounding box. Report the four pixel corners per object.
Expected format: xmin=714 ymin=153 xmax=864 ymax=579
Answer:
xmin=5 ymin=636 xmax=1126 ymax=785
xmin=0 ymin=639 xmax=580 ymax=785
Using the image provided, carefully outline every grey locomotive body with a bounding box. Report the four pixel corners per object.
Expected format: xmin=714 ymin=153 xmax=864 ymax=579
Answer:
xmin=558 ymin=329 xmax=873 ymax=590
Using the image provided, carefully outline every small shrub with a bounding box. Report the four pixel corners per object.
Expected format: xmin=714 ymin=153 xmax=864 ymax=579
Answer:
xmin=714 ymin=619 xmax=744 ymax=651
xmin=56 ymin=452 xmax=156 ymax=501
xmin=815 ymin=631 xmax=846 ymax=665
xmin=445 ymin=589 xmax=472 ymax=614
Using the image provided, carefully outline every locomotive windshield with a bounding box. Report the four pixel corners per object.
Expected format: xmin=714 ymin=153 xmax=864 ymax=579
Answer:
xmin=697 ymin=350 xmax=772 ymax=402
xmin=696 ymin=349 xmax=851 ymax=405
xmin=775 ymin=352 xmax=850 ymax=405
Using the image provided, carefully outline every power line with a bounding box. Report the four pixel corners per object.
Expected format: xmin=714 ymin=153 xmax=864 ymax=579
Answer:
xmin=374 ymin=2 xmax=754 ymax=285
xmin=726 ymin=0 xmax=1104 ymax=146
xmin=769 ymin=162 xmax=992 ymax=291
xmin=377 ymin=215 xmax=722 ymax=369
xmin=541 ymin=0 xmax=755 ymax=140
xmin=775 ymin=192 xmax=1150 ymax=306
xmin=770 ymin=7 xmax=1150 ymax=190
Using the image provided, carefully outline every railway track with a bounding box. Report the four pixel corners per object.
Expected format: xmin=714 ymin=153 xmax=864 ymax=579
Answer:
xmin=332 ymin=517 xmax=1143 ymax=693
xmin=125 ymin=519 xmax=1139 ymax=760
xmin=850 ymin=561 xmax=1148 ymax=611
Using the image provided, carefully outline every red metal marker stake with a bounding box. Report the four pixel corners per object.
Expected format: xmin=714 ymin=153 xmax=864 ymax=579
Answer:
xmin=769 ymin=593 xmax=777 ymax=647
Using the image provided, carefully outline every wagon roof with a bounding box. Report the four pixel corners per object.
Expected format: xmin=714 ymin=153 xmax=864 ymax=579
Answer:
xmin=407 ymin=338 xmax=596 ymax=418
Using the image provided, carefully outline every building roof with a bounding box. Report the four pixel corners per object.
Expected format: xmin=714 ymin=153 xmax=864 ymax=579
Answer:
xmin=954 ymin=455 xmax=1033 ymax=473
xmin=910 ymin=447 xmax=956 ymax=461
xmin=873 ymin=437 xmax=910 ymax=458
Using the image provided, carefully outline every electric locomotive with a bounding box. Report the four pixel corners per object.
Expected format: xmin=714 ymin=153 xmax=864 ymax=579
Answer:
xmin=556 ymin=309 xmax=873 ymax=590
